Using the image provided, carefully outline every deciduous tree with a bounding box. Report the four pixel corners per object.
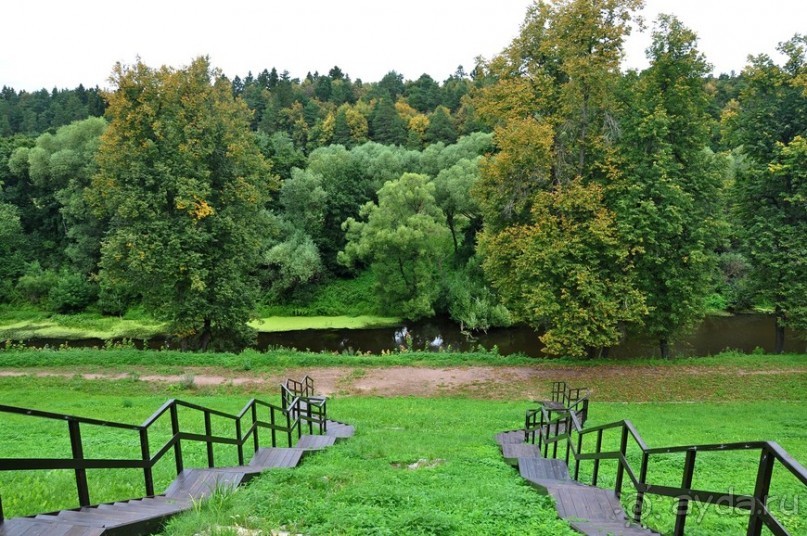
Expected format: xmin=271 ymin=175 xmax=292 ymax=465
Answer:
xmin=339 ymin=173 xmax=451 ymax=319
xmin=90 ymin=57 xmax=275 ymax=350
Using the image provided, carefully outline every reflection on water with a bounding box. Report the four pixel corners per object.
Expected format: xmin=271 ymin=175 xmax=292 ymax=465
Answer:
xmin=257 ymin=314 xmax=806 ymax=358
xmin=15 ymin=314 xmax=807 ymax=358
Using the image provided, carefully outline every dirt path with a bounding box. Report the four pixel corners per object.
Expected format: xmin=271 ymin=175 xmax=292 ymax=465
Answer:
xmin=1 ymin=363 xmax=804 ymax=401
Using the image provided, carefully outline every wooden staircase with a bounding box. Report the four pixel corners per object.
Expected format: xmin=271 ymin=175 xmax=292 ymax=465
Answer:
xmin=496 ymin=382 xmax=660 ymax=536
xmin=496 ymin=432 xmax=658 ymax=536
xmin=0 ymin=377 xmax=353 ymax=536
xmin=499 ymin=381 xmax=807 ymax=536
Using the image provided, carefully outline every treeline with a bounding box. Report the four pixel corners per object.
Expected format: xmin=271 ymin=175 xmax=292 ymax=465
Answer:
xmin=1 ymin=0 xmax=805 ymax=357
xmin=1 ymin=65 xmax=484 ymax=149
xmin=0 ymin=85 xmax=106 ymax=136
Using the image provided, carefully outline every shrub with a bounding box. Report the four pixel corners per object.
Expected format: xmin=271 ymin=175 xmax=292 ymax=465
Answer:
xmin=48 ymin=272 xmax=97 ymax=313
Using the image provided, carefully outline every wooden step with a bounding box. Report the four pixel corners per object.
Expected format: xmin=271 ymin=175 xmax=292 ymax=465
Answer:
xmin=295 ymin=434 xmax=336 ymax=450
xmin=0 ymin=517 xmax=104 ymax=536
xmin=547 ymin=482 xmax=626 ymax=523
xmin=570 ymin=520 xmax=659 ymax=536
xmin=518 ymin=457 xmax=572 ymax=488
xmin=325 ymin=420 xmax=355 ymax=439
xmin=495 ymin=430 xmax=527 ymax=445
xmin=249 ymin=447 xmax=306 ymax=468
xmin=164 ymin=467 xmax=250 ymax=500
xmin=501 ymin=443 xmax=543 ymax=466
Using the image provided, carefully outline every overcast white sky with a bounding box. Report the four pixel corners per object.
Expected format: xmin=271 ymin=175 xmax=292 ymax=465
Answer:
xmin=1 ymin=1 xmax=805 ymax=92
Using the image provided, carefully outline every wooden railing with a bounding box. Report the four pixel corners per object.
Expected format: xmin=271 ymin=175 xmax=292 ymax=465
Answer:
xmin=531 ymin=390 xmax=807 ymax=536
xmin=0 ymin=377 xmax=327 ymax=522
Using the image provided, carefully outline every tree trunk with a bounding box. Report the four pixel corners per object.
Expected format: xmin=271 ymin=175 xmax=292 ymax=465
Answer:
xmin=198 ymin=318 xmax=212 ymax=352
xmin=774 ymin=307 xmax=785 ymax=354
xmin=659 ymin=338 xmax=670 ymax=359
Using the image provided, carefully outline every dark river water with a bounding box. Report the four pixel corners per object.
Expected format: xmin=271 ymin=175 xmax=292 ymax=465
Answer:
xmin=256 ymin=314 xmax=807 ymax=358
xmin=24 ymin=313 xmax=803 ymax=358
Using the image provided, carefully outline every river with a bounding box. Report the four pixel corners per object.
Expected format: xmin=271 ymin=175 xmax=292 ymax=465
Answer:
xmin=16 ymin=314 xmax=806 ymax=358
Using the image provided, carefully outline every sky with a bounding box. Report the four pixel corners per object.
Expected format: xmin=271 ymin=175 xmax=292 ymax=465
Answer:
xmin=1 ymin=0 xmax=806 ymax=92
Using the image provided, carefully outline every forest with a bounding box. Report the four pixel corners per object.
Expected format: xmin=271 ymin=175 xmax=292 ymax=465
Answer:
xmin=0 ymin=0 xmax=805 ymax=358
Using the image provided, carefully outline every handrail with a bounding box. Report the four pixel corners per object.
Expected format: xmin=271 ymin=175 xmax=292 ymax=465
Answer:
xmin=0 ymin=377 xmax=328 ymax=521
xmin=531 ymin=386 xmax=807 ymax=536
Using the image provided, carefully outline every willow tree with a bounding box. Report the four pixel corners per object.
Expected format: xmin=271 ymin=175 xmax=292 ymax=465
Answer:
xmin=618 ymin=15 xmax=723 ymax=358
xmin=91 ymin=57 xmax=275 ymax=350
xmin=473 ymin=0 xmax=646 ymax=358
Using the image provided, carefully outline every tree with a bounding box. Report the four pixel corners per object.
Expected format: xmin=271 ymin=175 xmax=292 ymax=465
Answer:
xmin=7 ymin=117 xmax=107 ymax=272
xmin=339 ymin=173 xmax=452 ymax=319
xmin=406 ymin=74 xmax=442 ymax=113
xmin=370 ymin=98 xmax=407 ymax=145
xmin=0 ymin=195 xmax=25 ymax=301
xmin=727 ymin=34 xmax=807 ymax=351
xmin=473 ymin=0 xmax=646 ymax=357
xmin=433 ymin=156 xmax=483 ymax=259
xmin=617 ymin=15 xmax=723 ymax=358
xmin=90 ymin=57 xmax=275 ymax=350
xmin=426 ymin=106 xmax=458 ymax=144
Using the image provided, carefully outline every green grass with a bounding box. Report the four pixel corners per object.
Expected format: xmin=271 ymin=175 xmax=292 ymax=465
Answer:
xmin=249 ymin=315 xmax=401 ymax=332
xmin=0 ymin=377 xmax=574 ymax=535
xmin=0 ymin=359 xmax=806 ymax=534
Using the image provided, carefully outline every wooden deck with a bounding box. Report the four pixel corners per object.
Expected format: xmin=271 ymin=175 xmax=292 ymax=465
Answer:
xmin=496 ymin=431 xmax=660 ymax=536
xmin=0 ymin=420 xmax=352 ymax=536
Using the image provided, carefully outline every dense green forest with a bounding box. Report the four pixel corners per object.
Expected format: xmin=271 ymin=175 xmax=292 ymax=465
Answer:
xmin=1 ymin=0 xmax=805 ymax=357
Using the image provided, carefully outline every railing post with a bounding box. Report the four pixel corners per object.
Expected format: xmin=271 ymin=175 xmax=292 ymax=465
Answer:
xmin=593 ymin=428 xmax=603 ymax=486
xmin=139 ymin=428 xmax=154 ymax=497
xmin=746 ymin=447 xmax=775 ymax=536
xmin=574 ymin=429 xmax=583 ymax=480
xmin=235 ymin=418 xmax=244 ymax=466
xmin=251 ymin=403 xmax=259 ymax=454
xmin=674 ymin=449 xmax=697 ymax=536
xmin=1 ymin=493 xmax=4 ymax=522
xmin=307 ymin=400 xmax=313 ymax=435
xmin=270 ymin=407 xmax=277 ymax=447
xmin=564 ymin=413 xmax=571 ymax=466
xmin=204 ymin=410 xmax=214 ymax=468
xmin=170 ymin=403 xmax=183 ymax=475
xmin=68 ymin=419 xmax=91 ymax=507
xmin=633 ymin=451 xmax=649 ymax=524
xmin=286 ymin=410 xmax=293 ymax=447
xmin=615 ymin=425 xmax=628 ymax=497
